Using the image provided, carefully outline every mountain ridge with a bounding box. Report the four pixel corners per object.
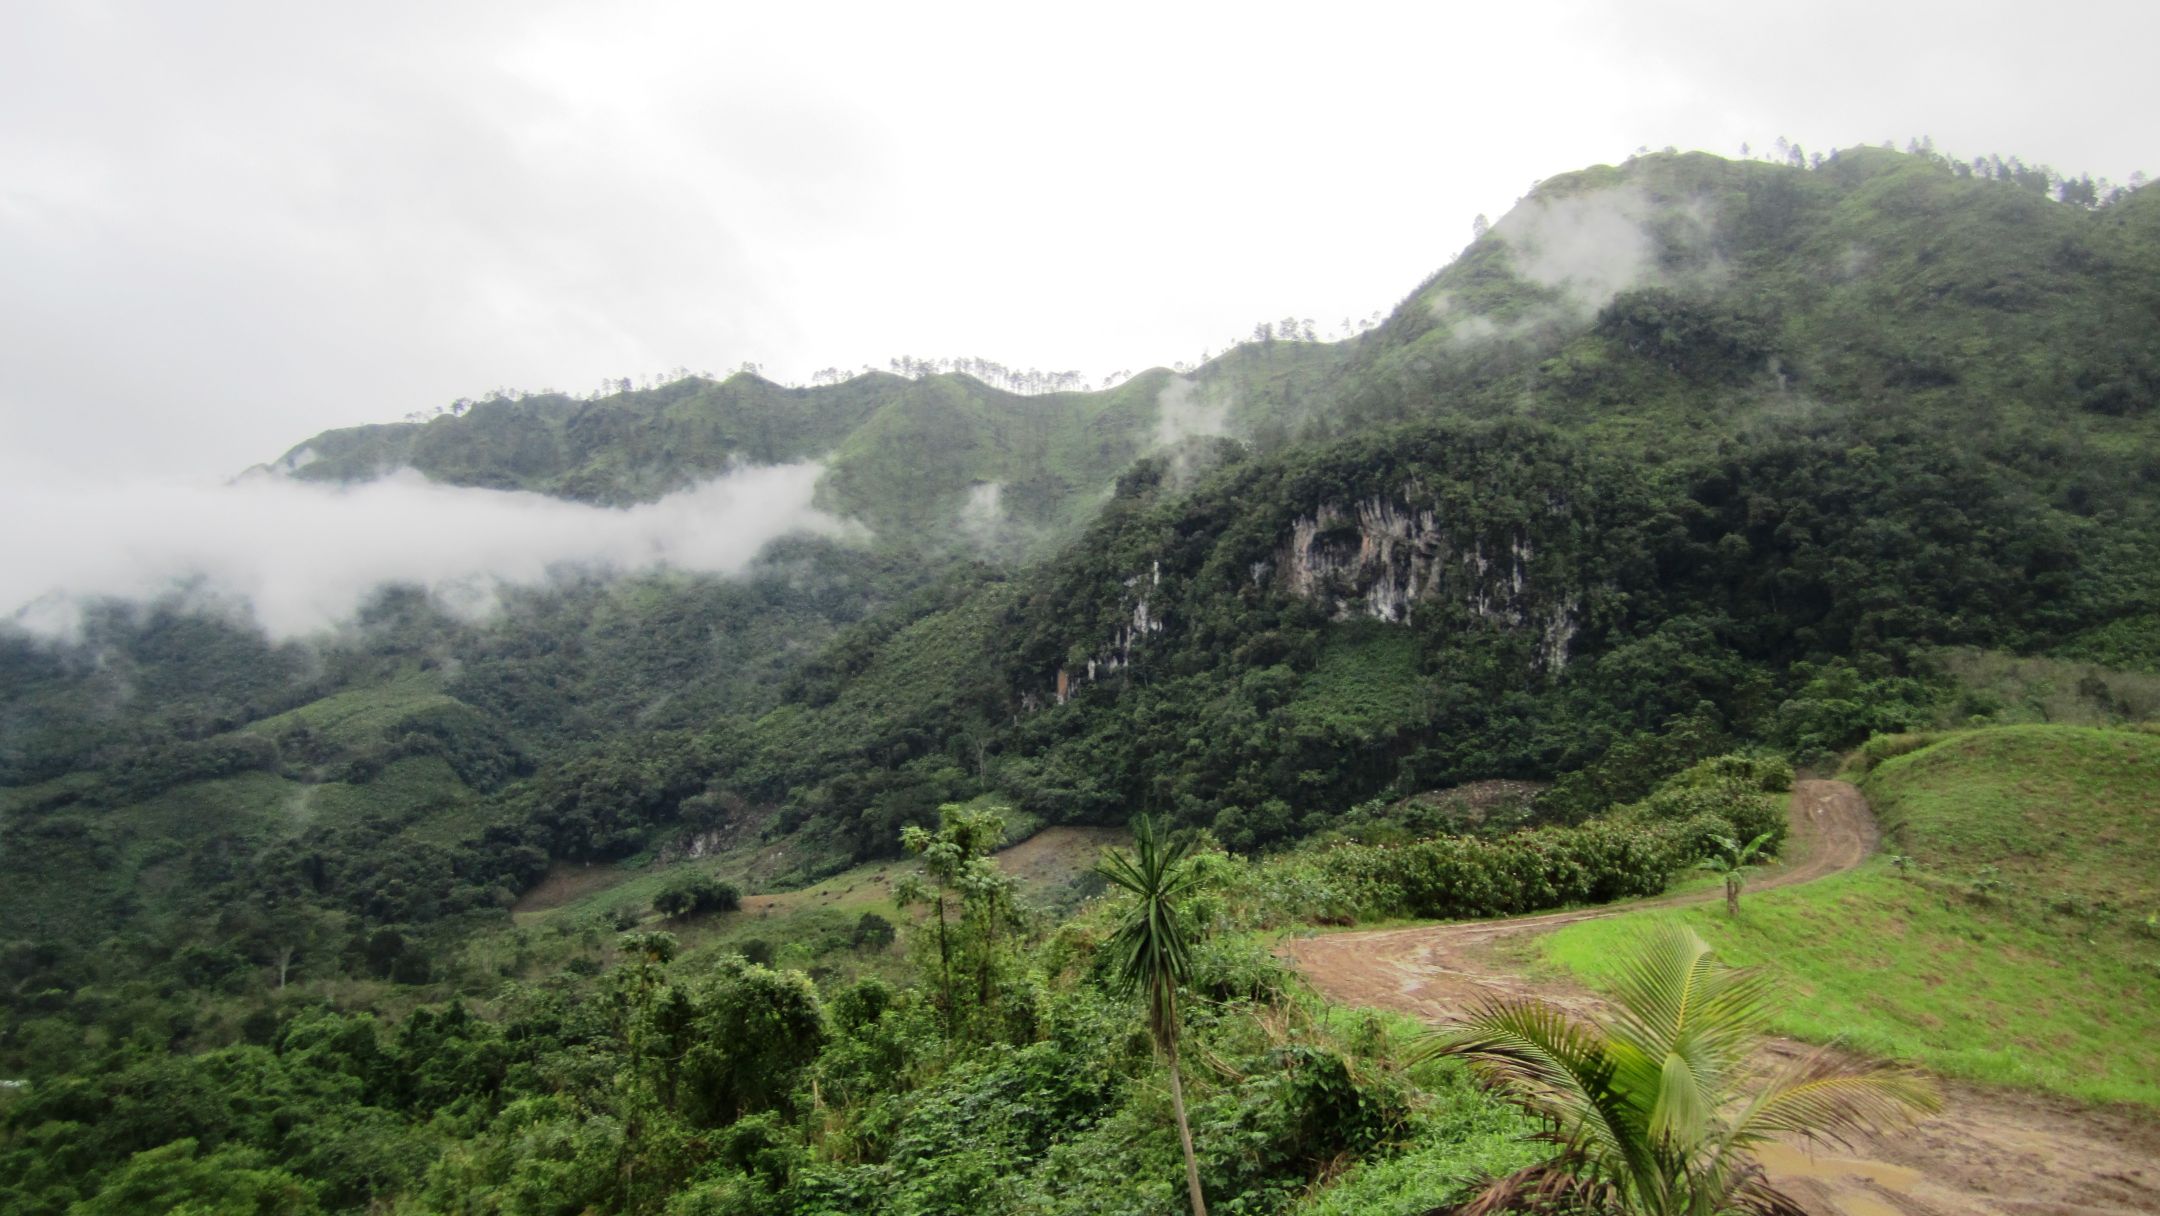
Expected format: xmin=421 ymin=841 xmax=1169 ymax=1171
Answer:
xmin=264 ymin=146 xmax=2160 ymax=561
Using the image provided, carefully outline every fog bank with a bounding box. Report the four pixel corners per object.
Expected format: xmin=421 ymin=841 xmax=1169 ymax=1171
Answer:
xmin=1 ymin=461 xmax=846 ymax=639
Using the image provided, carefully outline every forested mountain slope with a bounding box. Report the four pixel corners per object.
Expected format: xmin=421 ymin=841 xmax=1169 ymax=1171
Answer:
xmin=281 ymin=146 xmax=2160 ymax=519
xmin=4 ymin=143 xmax=2158 ymax=1039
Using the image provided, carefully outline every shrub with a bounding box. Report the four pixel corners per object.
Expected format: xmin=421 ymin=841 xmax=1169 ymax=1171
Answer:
xmin=1664 ymin=753 xmax=1793 ymax=793
xmin=653 ymin=874 xmax=743 ymax=920
xmin=1307 ymin=821 xmax=1677 ymax=923
xmin=1850 ymin=731 xmax=1945 ymax=773
xmin=1620 ymin=758 xmax=1787 ymax=858
xmin=849 ymin=912 xmax=896 ymax=952
xmin=1187 ymin=936 xmax=1288 ymax=1005
xmin=1772 ymin=661 xmax=1936 ymax=759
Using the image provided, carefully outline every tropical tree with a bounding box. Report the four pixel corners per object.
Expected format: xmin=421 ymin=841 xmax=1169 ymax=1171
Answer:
xmin=1422 ymin=922 xmax=1939 ymax=1215
xmin=899 ymin=802 xmax=1010 ymax=1027
xmin=891 ymin=871 xmax=950 ymax=1015
xmin=1698 ymin=831 xmax=1774 ymax=915
xmin=1095 ymin=816 xmax=1209 ymax=1216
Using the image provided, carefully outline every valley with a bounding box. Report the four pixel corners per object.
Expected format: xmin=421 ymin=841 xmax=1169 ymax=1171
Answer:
xmin=3 ymin=144 xmax=2158 ymax=1214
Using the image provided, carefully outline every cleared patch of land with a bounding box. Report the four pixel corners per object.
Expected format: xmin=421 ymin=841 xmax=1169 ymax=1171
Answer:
xmin=1282 ymin=743 xmax=2160 ymax=1216
xmin=513 ymin=823 xmax=1125 ymax=925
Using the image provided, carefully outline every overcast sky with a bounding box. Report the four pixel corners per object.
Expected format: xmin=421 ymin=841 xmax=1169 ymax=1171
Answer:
xmin=3 ymin=0 xmax=2153 ymax=481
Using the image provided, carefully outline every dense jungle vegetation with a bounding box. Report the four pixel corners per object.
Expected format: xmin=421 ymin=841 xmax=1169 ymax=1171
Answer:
xmin=3 ymin=144 xmax=2158 ymax=1212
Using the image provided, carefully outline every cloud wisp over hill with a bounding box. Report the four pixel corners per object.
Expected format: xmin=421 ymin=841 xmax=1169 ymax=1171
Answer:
xmin=1 ymin=460 xmax=846 ymax=639
xmin=1430 ymin=183 xmax=1725 ymax=348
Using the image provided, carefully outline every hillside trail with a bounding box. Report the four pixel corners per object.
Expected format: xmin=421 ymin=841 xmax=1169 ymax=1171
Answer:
xmin=1280 ymin=780 xmax=2160 ymax=1215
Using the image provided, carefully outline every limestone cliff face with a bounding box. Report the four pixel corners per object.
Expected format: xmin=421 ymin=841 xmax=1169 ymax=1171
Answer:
xmin=1040 ymin=561 xmax=1165 ymax=707
xmin=1028 ymin=484 xmax=1587 ymax=713
xmin=1270 ymin=494 xmax=1579 ymax=670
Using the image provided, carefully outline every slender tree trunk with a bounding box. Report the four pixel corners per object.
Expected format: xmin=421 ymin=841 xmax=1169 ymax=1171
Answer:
xmin=934 ymin=898 xmax=952 ymax=1015
xmin=1164 ymin=1037 xmax=1208 ymax=1216
xmin=1726 ymin=875 xmax=1740 ymax=916
xmin=978 ymin=905 xmax=993 ymax=1009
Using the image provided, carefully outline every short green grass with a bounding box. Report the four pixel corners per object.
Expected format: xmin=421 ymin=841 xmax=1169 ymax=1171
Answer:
xmin=1867 ymin=724 xmax=2160 ymax=913
xmin=240 ymin=668 xmax=451 ymax=748
xmin=519 ymin=852 xmax=919 ymax=930
xmin=514 ymin=796 xmax=1073 ymax=929
xmin=1541 ymin=725 xmax=2160 ymax=1108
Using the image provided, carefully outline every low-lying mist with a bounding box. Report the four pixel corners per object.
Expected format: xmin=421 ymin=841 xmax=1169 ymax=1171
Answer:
xmin=1 ymin=460 xmax=848 ymax=640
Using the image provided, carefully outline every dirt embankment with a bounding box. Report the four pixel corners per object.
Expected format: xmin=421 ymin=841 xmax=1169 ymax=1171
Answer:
xmin=1281 ymin=780 xmax=2160 ymax=1216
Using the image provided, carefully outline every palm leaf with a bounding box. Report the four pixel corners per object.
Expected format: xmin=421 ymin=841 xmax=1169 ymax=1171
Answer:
xmin=1423 ymin=998 xmax=1653 ymax=1193
xmin=1425 ymin=925 xmax=1941 ymax=1216
xmin=1606 ymin=923 xmax=1770 ymax=1062
xmin=1095 ymin=817 xmax=1200 ymax=1044
xmin=1727 ymin=1047 xmax=1942 ymax=1148
xmin=1445 ymin=1155 xmax=1625 ymax=1216
xmin=1604 ymin=924 xmax=1774 ymax=1151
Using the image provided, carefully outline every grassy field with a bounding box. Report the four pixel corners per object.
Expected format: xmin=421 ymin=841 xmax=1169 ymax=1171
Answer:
xmin=240 ymin=668 xmax=451 ymax=748
xmin=1540 ymin=725 xmax=2160 ymax=1107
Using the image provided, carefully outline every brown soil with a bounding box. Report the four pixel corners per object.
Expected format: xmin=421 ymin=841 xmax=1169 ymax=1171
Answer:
xmin=994 ymin=824 xmax=1126 ymax=892
xmin=1280 ymin=780 xmax=2160 ymax=1215
xmin=513 ymin=860 xmax=641 ymax=915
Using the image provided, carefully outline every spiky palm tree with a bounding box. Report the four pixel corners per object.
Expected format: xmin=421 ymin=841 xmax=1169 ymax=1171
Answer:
xmin=1698 ymin=831 xmax=1775 ymax=915
xmin=1423 ymin=922 xmax=1939 ymax=1215
xmin=1096 ymin=817 xmax=1209 ymax=1216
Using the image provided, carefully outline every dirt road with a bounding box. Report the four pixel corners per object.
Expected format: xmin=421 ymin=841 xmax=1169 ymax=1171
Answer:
xmin=1281 ymin=780 xmax=2160 ymax=1215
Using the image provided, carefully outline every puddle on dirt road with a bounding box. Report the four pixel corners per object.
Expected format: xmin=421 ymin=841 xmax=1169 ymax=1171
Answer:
xmin=1756 ymin=1140 xmax=1923 ymax=1216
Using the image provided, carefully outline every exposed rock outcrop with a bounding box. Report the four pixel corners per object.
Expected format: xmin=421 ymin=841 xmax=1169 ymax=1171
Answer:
xmin=1029 ymin=487 xmax=1586 ymax=715
xmin=1051 ymin=561 xmax=1164 ymax=704
xmin=1278 ymin=495 xmax=1579 ymax=669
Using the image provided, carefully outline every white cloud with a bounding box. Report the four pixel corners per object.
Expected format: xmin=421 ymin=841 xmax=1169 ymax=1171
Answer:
xmin=1434 ymin=185 xmax=1722 ymax=345
xmin=1153 ymin=376 xmax=1231 ymax=449
xmin=1 ymin=460 xmax=847 ymax=639
xmin=957 ymin=480 xmax=1006 ymax=547
xmin=1494 ymin=187 xmax=1665 ymax=314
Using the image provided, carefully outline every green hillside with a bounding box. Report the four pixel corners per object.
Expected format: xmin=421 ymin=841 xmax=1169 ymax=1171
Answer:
xmin=270 ymin=149 xmax=2160 ymax=567
xmin=1542 ymin=725 xmax=2160 ymax=1105
xmin=10 ymin=145 xmax=2160 ymax=992
xmin=4 ymin=144 xmax=2160 ymax=1214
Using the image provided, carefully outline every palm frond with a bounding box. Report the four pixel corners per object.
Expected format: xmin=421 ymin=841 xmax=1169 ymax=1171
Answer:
xmin=1445 ymin=1156 xmax=1624 ymax=1216
xmin=1422 ymin=998 xmax=1649 ymax=1188
xmin=1428 ymin=926 xmax=1942 ymax=1216
xmin=1645 ymin=1043 xmax=1714 ymax=1148
xmin=1728 ymin=1047 xmax=1942 ymax=1148
xmin=1606 ymin=923 xmax=1770 ymax=1059
xmin=1096 ymin=817 xmax=1202 ymax=1046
